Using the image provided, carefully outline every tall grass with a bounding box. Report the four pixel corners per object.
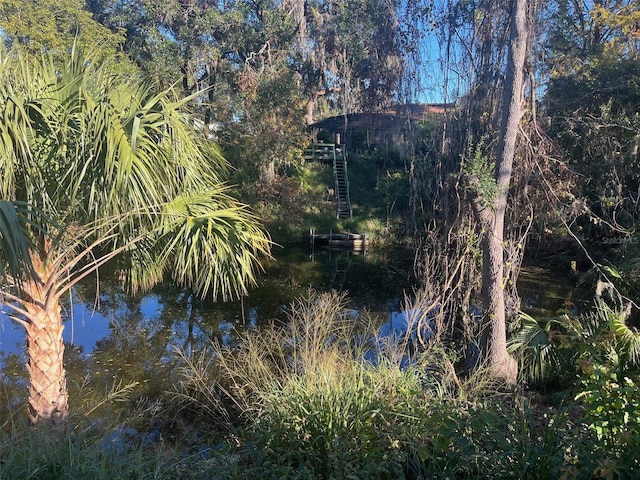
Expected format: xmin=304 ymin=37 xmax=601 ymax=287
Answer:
xmin=4 ymin=289 xmax=614 ymax=479
xmin=168 ymin=290 xmax=580 ymax=479
xmin=208 ymin=291 xmax=411 ymax=477
xmin=0 ymin=421 xmax=213 ymax=479
xmin=1 ymin=369 xmax=213 ymax=479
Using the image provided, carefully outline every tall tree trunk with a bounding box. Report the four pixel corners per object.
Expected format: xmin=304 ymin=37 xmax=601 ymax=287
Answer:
xmin=480 ymin=0 xmax=529 ymax=383
xmin=305 ymin=95 xmax=317 ymax=126
xmin=260 ymin=159 xmax=276 ymax=185
xmin=480 ymin=210 xmax=516 ymax=381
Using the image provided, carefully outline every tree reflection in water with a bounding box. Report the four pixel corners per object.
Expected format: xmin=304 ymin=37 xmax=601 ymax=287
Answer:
xmin=1 ymin=245 xmax=418 ymax=424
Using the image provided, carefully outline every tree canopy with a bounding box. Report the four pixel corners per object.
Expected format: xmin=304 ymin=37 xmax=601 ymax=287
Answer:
xmin=0 ymin=0 xmax=125 ymax=58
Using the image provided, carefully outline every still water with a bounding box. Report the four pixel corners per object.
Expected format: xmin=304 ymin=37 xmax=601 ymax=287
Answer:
xmin=0 ymin=245 xmax=419 ymax=408
xmin=0 ymin=243 xmax=585 ymax=416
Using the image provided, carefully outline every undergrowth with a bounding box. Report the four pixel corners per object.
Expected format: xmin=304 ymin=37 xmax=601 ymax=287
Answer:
xmin=3 ymin=290 xmax=638 ymax=479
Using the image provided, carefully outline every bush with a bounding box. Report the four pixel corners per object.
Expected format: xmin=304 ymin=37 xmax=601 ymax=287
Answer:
xmin=172 ymin=290 xmax=583 ymax=479
xmin=575 ymin=357 xmax=640 ymax=478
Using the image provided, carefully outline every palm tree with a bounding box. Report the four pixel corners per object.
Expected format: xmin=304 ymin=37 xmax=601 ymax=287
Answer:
xmin=507 ymin=312 xmax=572 ymax=387
xmin=508 ymin=299 xmax=640 ymax=388
xmin=0 ymin=48 xmax=271 ymax=428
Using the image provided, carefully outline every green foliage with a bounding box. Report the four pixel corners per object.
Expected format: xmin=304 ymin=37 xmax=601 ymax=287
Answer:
xmin=165 ymin=290 xmax=587 ymax=479
xmin=409 ymin=399 xmax=571 ymax=480
xmin=345 ymin=152 xmax=411 ymax=242
xmin=508 ymin=313 xmax=574 ymax=387
xmin=251 ymin=360 xmax=410 ymax=478
xmin=0 ymin=201 xmax=45 ymax=281
xmin=223 ymin=61 xmax=308 ymax=185
xmin=575 ymin=365 xmax=640 ymax=478
xmin=511 ymin=296 xmax=640 ymax=476
xmin=462 ymin=138 xmax=498 ymax=209
xmin=588 ymin=241 xmax=640 ymax=320
xmin=10 ymin=288 xmax=640 ymax=478
xmin=590 ymin=2 xmax=640 ymax=58
xmin=0 ymin=0 xmax=126 ymax=62
xmin=87 ymin=0 xmax=427 ymax=191
xmin=511 ymin=298 xmax=640 ymax=382
xmin=0 ymin=424 xmax=210 ymax=479
xmin=241 ymin=151 xmax=412 ymax=246
xmin=299 ymin=0 xmax=427 ymax=115
xmin=574 ymin=299 xmax=640 ymax=374
xmin=544 ymin=1 xmax=640 ymax=239
xmin=172 ymin=291 xmax=405 ymax=476
xmin=0 ymin=46 xmax=270 ymax=426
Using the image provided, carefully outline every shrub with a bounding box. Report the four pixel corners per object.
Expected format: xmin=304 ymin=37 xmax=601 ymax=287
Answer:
xmin=576 ymin=363 xmax=640 ymax=478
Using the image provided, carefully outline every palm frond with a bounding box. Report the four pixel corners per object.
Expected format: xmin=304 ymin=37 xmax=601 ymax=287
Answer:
xmin=154 ymin=190 xmax=272 ymax=301
xmin=1 ymin=46 xmax=270 ymax=304
xmin=600 ymin=300 xmax=640 ymax=368
xmin=0 ymin=201 xmax=35 ymax=280
xmin=508 ymin=312 xmax=568 ymax=385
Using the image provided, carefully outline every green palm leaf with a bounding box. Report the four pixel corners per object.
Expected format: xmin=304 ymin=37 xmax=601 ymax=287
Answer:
xmin=0 ymin=201 xmax=34 ymax=280
xmin=0 ymin=45 xmax=268 ymax=299
xmin=508 ymin=312 xmax=570 ymax=385
xmin=156 ymin=190 xmax=271 ymax=301
xmin=595 ymin=299 xmax=640 ymax=369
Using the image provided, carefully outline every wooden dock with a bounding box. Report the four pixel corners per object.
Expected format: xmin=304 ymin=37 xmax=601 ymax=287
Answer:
xmin=309 ymin=229 xmax=369 ymax=252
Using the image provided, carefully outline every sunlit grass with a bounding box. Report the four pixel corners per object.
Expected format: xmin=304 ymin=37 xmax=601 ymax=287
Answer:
xmin=4 ymin=289 xmax=632 ymax=479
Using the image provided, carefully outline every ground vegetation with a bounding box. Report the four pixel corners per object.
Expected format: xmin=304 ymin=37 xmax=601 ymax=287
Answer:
xmin=0 ymin=0 xmax=639 ymax=477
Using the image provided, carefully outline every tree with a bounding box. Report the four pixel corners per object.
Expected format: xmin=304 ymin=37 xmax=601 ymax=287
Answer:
xmin=472 ymin=0 xmax=529 ymax=382
xmin=88 ymin=0 xmax=309 ymax=184
xmin=0 ymin=0 xmax=125 ymax=60
xmin=543 ymin=0 xmax=640 ymax=240
xmin=87 ymin=0 xmax=428 ymax=185
xmin=294 ymin=0 xmax=429 ymax=124
xmin=414 ymin=0 xmax=536 ymax=381
xmin=544 ymin=0 xmax=639 ymax=75
xmin=0 ymin=48 xmax=271 ymax=428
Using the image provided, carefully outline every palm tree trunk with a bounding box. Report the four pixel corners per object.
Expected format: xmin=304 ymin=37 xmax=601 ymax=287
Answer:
xmin=21 ymin=275 xmax=68 ymax=428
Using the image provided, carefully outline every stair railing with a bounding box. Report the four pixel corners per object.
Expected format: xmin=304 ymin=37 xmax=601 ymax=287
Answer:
xmin=304 ymin=142 xmax=351 ymax=219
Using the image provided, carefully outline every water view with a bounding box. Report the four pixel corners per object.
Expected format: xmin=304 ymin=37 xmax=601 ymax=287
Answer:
xmin=1 ymin=244 xmax=420 ymax=403
xmin=1 ymin=243 xmax=586 ymax=391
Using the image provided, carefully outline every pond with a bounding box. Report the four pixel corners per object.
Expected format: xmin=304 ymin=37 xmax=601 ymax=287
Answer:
xmin=0 ymin=243 xmax=587 ymax=419
xmin=518 ymin=264 xmax=589 ymax=316
xmin=0 ymin=244 xmax=418 ymax=355
xmin=0 ymin=244 xmax=420 ymax=416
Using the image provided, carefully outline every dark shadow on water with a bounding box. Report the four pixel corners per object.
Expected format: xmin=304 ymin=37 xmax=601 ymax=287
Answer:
xmin=518 ymin=264 xmax=589 ymax=317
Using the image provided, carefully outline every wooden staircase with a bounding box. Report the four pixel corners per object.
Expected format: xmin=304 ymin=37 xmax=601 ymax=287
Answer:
xmin=333 ymin=148 xmax=351 ymax=219
xmin=304 ymin=143 xmax=352 ymax=219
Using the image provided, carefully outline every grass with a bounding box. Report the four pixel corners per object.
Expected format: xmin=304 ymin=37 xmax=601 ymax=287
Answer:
xmin=152 ymin=291 xmax=588 ymax=479
xmin=0 ymin=422 xmax=195 ymax=479
xmin=2 ymin=290 xmax=638 ymax=479
xmin=237 ymin=154 xmax=412 ymax=246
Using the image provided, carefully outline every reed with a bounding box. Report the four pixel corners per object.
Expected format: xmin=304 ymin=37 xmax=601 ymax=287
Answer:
xmin=4 ymin=289 xmax=611 ymax=479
